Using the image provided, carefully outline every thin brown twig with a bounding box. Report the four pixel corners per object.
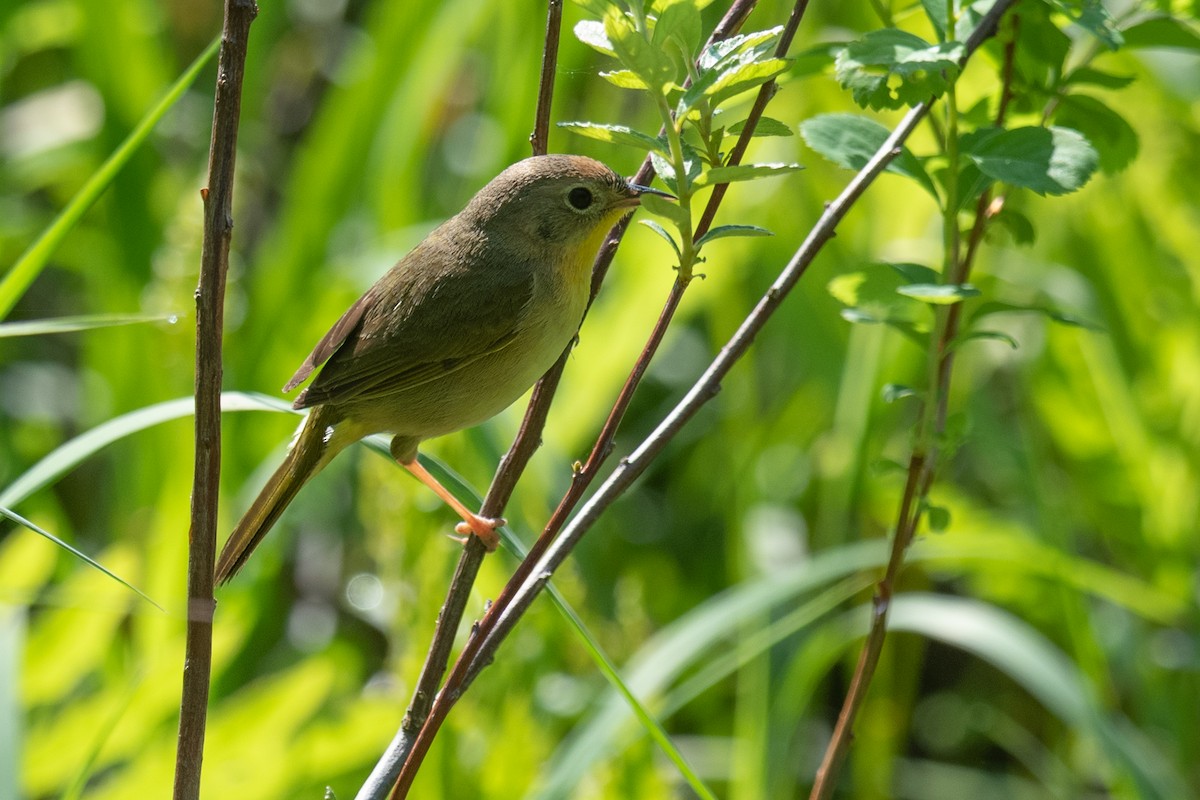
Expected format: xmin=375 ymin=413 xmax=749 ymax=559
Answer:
xmin=173 ymin=2 xmax=257 ymax=799
xmin=809 ymin=6 xmax=1019 ymax=797
xmin=380 ymin=0 xmax=766 ymax=794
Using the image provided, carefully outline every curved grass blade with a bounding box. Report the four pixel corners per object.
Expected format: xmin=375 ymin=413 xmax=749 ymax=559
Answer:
xmin=0 ymin=505 xmax=161 ymax=611
xmin=0 ymin=36 xmax=220 ymax=320
xmin=0 ymin=313 xmax=179 ymax=338
xmin=0 ymin=392 xmax=290 ymax=508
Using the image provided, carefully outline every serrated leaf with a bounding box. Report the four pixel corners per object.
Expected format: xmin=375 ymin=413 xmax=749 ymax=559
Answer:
xmin=1 ymin=505 xmax=161 ymax=609
xmin=697 ymin=27 xmax=782 ymax=70
xmin=726 ymin=117 xmax=793 ymax=138
xmin=897 ymin=283 xmax=980 ymax=304
xmin=694 ymin=224 xmax=773 ymax=247
xmin=558 ymin=122 xmax=664 ymax=154
xmin=640 ymin=219 xmax=683 ymax=259
xmin=695 ymin=162 xmax=802 ymax=187
xmin=600 ymin=69 xmax=650 ymax=90
xmin=960 ymin=126 xmax=1099 ymax=196
xmin=704 ymin=58 xmax=792 ymax=108
xmin=799 ymin=114 xmax=937 ymax=199
xmin=1121 ymin=16 xmax=1200 ymax=51
xmin=1054 ymin=95 xmax=1138 ymax=174
xmin=606 ymin=7 xmax=676 ymax=92
xmin=834 ymin=29 xmax=964 ymax=110
xmin=639 ymin=192 xmax=688 ymax=224
xmin=574 ymin=19 xmax=615 ymax=56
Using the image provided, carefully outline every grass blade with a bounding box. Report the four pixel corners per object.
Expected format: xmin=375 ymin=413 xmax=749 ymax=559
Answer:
xmin=0 ymin=36 xmax=219 ymax=320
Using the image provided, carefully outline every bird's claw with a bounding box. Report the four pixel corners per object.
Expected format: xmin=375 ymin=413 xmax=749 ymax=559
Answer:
xmin=455 ymin=515 xmax=504 ymax=551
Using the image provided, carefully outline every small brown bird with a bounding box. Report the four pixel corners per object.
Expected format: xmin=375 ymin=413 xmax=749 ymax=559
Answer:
xmin=216 ymin=155 xmax=660 ymax=583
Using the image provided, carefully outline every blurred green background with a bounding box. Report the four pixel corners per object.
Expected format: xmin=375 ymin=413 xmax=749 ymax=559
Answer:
xmin=2 ymin=0 xmax=1198 ymax=797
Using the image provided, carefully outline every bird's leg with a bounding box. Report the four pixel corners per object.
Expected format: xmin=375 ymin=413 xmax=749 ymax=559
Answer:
xmin=398 ymin=455 xmax=503 ymax=551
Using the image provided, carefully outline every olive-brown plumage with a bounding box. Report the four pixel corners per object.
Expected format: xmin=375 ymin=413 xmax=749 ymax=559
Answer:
xmin=216 ymin=155 xmax=652 ymax=583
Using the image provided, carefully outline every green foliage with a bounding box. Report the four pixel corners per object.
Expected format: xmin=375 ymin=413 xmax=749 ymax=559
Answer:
xmin=3 ymin=0 xmax=1200 ymax=797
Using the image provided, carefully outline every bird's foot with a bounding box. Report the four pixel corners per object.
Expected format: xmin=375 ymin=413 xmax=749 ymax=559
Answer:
xmin=454 ymin=514 xmax=504 ymax=551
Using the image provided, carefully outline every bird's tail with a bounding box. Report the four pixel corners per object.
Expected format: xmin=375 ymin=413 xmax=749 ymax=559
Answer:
xmin=215 ymin=408 xmax=343 ymax=584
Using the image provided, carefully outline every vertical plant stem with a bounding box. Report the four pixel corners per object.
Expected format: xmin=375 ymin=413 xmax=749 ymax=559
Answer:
xmin=173 ymin=3 xmax=257 ymax=800
xmin=808 ymin=3 xmax=1017 ymax=797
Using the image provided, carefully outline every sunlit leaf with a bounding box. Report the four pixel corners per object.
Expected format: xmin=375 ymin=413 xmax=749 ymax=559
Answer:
xmin=726 ymin=117 xmax=793 ymax=138
xmin=574 ymin=19 xmax=615 ymax=56
xmin=834 ymin=29 xmax=964 ymax=110
xmin=558 ymin=121 xmax=664 ymax=153
xmin=897 ymin=283 xmax=980 ymax=304
xmin=694 ymin=162 xmax=802 ymax=187
xmin=694 ymin=224 xmax=773 ymax=247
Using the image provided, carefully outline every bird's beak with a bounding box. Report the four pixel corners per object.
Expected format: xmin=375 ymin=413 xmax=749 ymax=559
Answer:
xmin=627 ymin=182 xmax=675 ymax=202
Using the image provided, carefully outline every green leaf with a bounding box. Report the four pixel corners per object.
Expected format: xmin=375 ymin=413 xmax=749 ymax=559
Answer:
xmin=882 ymin=383 xmax=919 ymax=403
xmin=0 ymin=312 xmax=178 ymax=338
xmin=990 ymin=207 xmax=1036 ymax=245
xmin=574 ymin=19 xmax=615 ymax=56
xmin=1053 ymin=95 xmax=1138 ymax=174
xmin=651 ymin=0 xmax=702 ymax=58
xmin=1064 ymin=66 xmax=1135 ymax=89
xmin=0 ymin=506 xmax=161 ymax=610
xmin=889 ymin=262 xmax=940 ymax=285
xmin=1121 ymin=15 xmax=1200 ymax=51
xmin=640 ymin=219 xmax=683 ymax=259
xmin=702 ymin=58 xmax=792 ymax=109
xmin=920 ymin=0 xmax=950 ymax=41
xmin=969 ymin=301 xmax=1102 ymax=331
xmin=680 ymin=29 xmax=789 ymax=115
xmin=694 ymin=224 xmax=773 ymax=247
xmin=925 ymin=503 xmax=951 ymax=532
xmin=694 ymin=162 xmax=802 ymax=187
xmin=960 ymin=126 xmax=1099 ymax=196
xmin=799 ymin=114 xmax=937 ymax=198
xmin=952 ymin=329 xmax=1020 ymax=350
xmin=558 ymin=121 xmax=664 ymax=153
xmin=834 ymin=29 xmax=964 ymax=111
xmin=605 ymin=6 xmax=676 ymax=92
xmin=639 ymin=192 xmax=688 ymax=225
xmin=897 ymin=283 xmax=981 ymax=304
xmin=1045 ymin=0 xmax=1123 ymax=49
xmin=650 ymin=149 xmax=702 ymax=194
xmin=726 ymin=117 xmax=793 ymax=138
xmin=0 ymin=35 xmax=220 ymax=320
xmin=697 ymin=26 xmax=781 ymax=70
xmin=600 ymin=69 xmax=650 ymax=90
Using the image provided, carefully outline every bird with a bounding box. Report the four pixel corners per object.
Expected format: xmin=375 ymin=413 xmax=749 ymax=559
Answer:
xmin=215 ymin=154 xmax=662 ymax=584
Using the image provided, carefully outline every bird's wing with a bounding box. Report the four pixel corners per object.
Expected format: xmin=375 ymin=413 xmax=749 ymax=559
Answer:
xmin=287 ymin=236 xmax=536 ymax=409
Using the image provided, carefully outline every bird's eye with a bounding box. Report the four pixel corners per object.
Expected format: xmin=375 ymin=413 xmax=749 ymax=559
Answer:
xmin=567 ymin=186 xmax=593 ymax=211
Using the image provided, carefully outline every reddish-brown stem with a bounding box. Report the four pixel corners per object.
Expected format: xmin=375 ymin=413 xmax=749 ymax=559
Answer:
xmin=808 ymin=7 xmax=1019 ymax=798
xmin=173 ymin=3 xmax=257 ymax=800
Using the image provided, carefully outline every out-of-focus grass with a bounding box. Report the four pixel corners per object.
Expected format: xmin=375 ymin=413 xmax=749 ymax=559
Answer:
xmin=2 ymin=0 xmax=1198 ymax=798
